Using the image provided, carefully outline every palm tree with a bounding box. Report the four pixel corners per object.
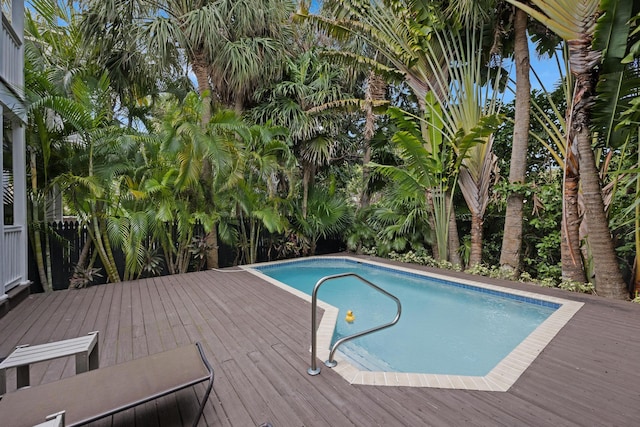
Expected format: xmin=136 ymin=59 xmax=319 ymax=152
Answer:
xmin=358 ymin=70 xmax=387 ymax=210
xmin=370 ymin=105 xmax=453 ymax=260
xmin=232 ymin=123 xmax=295 ymax=263
xmin=207 ymin=0 xmax=295 ymax=112
xmin=299 ymin=1 xmax=456 ymax=258
xmin=80 ymin=0 xmax=295 ymax=112
xmin=152 ymin=92 xmax=248 ymax=270
xmin=505 ymin=0 xmax=632 ymax=299
xmin=305 ymin=2 xmax=507 ymax=265
xmin=360 ymin=179 xmax=434 ymax=256
xmin=251 ymin=49 xmax=351 ymax=218
xmin=24 ymin=0 xmax=113 ymax=289
xmin=293 ymin=187 xmax=353 ymax=256
xmin=80 ymin=0 xmax=295 ymax=267
xmin=440 ymin=0 xmax=538 ymax=271
xmin=526 ymin=58 xmax=589 ymax=283
xmin=499 ymin=6 xmax=533 ymax=276
xmin=424 ymin=27 xmax=504 ymax=267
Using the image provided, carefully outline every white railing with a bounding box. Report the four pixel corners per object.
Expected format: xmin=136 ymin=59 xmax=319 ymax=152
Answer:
xmin=2 ymin=225 xmax=24 ymax=290
xmin=1 ymin=12 xmax=22 ymax=93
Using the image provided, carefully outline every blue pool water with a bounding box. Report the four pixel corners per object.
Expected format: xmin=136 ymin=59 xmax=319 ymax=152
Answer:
xmin=255 ymin=258 xmax=558 ymax=376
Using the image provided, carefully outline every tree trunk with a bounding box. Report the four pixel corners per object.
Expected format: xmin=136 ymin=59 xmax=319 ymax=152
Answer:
xmin=499 ymin=8 xmax=530 ymax=277
xmin=88 ymin=219 xmax=120 ymax=283
xmin=74 ymin=237 xmax=92 ymax=274
xmin=192 ymin=53 xmax=212 ymax=116
xmin=469 ymin=213 xmax=484 ymax=267
xmin=29 ymin=151 xmax=51 ymax=292
xmin=577 ymin=133 xmax=627 ymax=298
xmin=205 ymin=228 xmax=219 ymax=269
xmin=568 ymin=36 xmax=628 ymax=298
xmin=447 ymin=198 xmax=462 ymax=267
xmin=573 ymin=105 xmax=627 ymax=298
xmin=359 ymin=144 xmax=372 ymax=210
xmin=192 ymin=52 xmax=222 ymax=269
xmin=101 ymin=219 xmax=120 ymax=281
xmin=426 ymin=189 xmax=441 ymax=260
xmin=302 ymin=163 xmax=315 ymax=219
xmin=561 ymin=175 xmax=587 ymax=283
xmin=359 ymin=70 xmax=385 ymax=210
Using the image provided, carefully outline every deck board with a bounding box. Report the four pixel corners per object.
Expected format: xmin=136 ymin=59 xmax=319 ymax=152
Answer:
xmin=1 ymin=256 xmax=639 ymax=426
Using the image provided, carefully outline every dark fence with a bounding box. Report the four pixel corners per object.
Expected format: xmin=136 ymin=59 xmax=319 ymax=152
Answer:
xmin=28 ymin=221 xmax=345 ymax=292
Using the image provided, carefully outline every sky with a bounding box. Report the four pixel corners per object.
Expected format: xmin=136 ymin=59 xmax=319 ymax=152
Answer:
xmin=529 ymin=49 xmax=564 ymax=92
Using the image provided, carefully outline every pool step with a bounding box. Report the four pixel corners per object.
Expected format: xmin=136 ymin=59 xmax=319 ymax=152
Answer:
xmin=335 ymin=343 xmax=394 ymax=372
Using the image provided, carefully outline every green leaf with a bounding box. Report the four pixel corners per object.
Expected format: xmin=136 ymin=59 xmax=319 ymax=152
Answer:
xmin=594 ymin=0 xmax=634 ymax=73
xmin=595 ymin=66 xmax=640 ymax=147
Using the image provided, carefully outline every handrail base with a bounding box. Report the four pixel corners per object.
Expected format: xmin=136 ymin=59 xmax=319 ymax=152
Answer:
xmin=325 ymin=360 xmax=337 ymax=368
xmin=307 ymin=367 xmax=321 ymax=376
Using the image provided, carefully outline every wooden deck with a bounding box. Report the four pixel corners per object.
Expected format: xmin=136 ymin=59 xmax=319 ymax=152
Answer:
xmin=1 ymin=256 xmax=639 ymax=426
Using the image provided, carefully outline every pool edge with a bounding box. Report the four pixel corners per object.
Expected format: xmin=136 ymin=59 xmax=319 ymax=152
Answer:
xmin=241 ymin=256 xmax=584 ymax=392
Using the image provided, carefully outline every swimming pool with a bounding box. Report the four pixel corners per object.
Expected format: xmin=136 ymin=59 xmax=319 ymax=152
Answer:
xmin=244 ymin=256 xmax=583 ymax=391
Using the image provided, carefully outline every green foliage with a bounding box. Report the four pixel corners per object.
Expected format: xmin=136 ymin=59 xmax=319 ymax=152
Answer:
xmin=188 ymin=236 xmax=212 ymax=272
xmin=69 ymin=266 xmax=103 ymax=289
xmin=270 ymin=232 xmax=311 ymax=260
xmin=23 ymin=0 xmax=640 ymax=296
xmin=293 ymin=186 xmax=354 ymax=255
xmin=558 ymin=280 xmax=595 ymax=294
xmin=465 ymin=263 xmax=514 ymax=280
xmin=387 ymin=249 xmax=460 ymax=271
xmin=371 ymin=106 xmax=454 ymax=259
xmin=378 ymin=251 xmax=594 ymax=294
xmin=349 ymin=179 xmax=434 ymax=257
xmin=524 ymin=272 xmax=594 ymax=294
xmin=346 ymin=210 xmax=378 ymax=252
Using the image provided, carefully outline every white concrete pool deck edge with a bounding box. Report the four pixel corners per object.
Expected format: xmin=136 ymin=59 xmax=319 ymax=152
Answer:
xmin=240 ymin=256 xmax=584 ymax=392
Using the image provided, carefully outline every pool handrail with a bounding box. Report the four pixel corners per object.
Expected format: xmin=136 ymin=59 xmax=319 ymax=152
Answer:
xmin=307 ymin=272 xmax=402 ymax=376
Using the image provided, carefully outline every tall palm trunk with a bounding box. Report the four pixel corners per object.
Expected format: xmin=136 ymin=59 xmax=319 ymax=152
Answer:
xmin=499 ymin=8 xmax=530 ymax=276
xmin=302 ymin=163 xmax=315 ymax=219
xmin=505 ymin=0 xmax=630 ymax=299
xmin=561 ymin=50 xmax=587 ymax=284
xmin=568 ymin=39 xmax=627 ymax=299
xmin=447 ymin=205 xmax=462 ymax=266
xmin=359 ymin=72 xmax=376 ymax=210
xmin=359 ymin=144 xmax=372 ymax=209
xmin=89 ymin=216 xmax=120 ymax=283
xmin=192 ymin=51 xmax=221 ymax=269
xmin=29 ymin=151 xmax=51 ymax=292
xmin=561 ymin=174 xmax=587 ymax=282
xmin=469 ymin=214 xmax=484 ymax=267
xmin=576 ymin=125 xmax=626 ymax=298
xmin=359 ymin=71 xmax=386 ymax=210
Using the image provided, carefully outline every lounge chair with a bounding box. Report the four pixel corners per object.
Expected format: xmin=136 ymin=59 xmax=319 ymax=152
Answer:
xmin=33 ymin=411 xmax=65 ymax=427
xmin=0 ymin=342 xmax=214 ymax=427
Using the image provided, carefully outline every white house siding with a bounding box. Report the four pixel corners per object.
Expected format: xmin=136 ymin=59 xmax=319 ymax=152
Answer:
xmin=1 ymin=0 xmax=28 ymax=298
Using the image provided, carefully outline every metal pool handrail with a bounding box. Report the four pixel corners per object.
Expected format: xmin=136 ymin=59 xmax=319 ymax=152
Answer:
xmin=307 ymin=272 xmax=402 ymax=376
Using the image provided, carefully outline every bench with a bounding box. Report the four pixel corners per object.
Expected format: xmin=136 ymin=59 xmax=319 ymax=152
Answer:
xmin=0 ymin=342 xmax=214 ymax=427
xmin=0 ymin=331 xmax=99 ymax=395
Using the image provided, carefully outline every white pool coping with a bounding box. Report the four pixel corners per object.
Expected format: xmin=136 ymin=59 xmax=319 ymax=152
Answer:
xmin=241 ymin=256 xmax=583 ymax=392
